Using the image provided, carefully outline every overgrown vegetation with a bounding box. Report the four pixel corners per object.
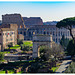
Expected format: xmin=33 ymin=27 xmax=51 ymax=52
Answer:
xmin=0 ymin=60 xmax=34 ymax=74
xmin=66 ymin=39 xmax=75 ymax=57
xmin=7 ymin=42 xmax=13 ymax=49
xmin=0 ymin=52 xmax=4 ymax=60
xmin=17 ymin=39 xmax=23 ymax=46
xmin=60 ymin=35 xmax=69 ymax=49
xmin=40 ymin=45 xmax=64 ymax=61
xmin=28 ymin=44 xmax=64 ymax=73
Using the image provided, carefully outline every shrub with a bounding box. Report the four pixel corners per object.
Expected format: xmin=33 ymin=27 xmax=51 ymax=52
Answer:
xmin=17 ymin=39 xmax=23 ymax=46
xmin=0 ymin=52 xmax=4 ymax=60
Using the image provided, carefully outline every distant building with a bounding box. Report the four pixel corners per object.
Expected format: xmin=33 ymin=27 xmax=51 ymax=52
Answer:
xmin=43 ymin=21 xmax=58 ymax=25
xmin=0 ymin=24 xmax=18 ymax=50
xmin=23 ymin=17 xmax=43 ymax=26
xmin=2 ymin=14 xmax=75 ymax=44
xmin=18 ymin=25 xmax=75 ymax=44
xmin=2 ymin=14 xmax=26 ymax=28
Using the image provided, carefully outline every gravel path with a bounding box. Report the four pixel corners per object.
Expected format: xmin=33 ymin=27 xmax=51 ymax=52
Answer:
xmin=56 ymin=60 xmax=72 ymax=73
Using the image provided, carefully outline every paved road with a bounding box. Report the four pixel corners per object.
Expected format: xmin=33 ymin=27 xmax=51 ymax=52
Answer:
xmin=56 ymin=60 xmax=72 ymax=73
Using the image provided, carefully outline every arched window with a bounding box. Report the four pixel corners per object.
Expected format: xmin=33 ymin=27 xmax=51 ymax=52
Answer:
xmin=29 ymin=32 xmax=31 ymax=37
xmin=20 ymin=31 xmax=22 ymax=34
xmin=56 ymin=38 xmax=57 ymax=43
xmin=47 ymin=32 xmax=49 ymax=35
xmin=24 ymin=32 xmax=26 ymax=36
xmin=44 ymin=32 xmax=46 ymax=34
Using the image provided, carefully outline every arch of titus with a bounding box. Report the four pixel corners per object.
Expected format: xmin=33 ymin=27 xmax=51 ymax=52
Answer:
xmin=32 ymin=34 xmax=54 ymax=58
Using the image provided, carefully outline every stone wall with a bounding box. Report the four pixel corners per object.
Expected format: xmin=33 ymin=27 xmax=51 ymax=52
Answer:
xmin=32 ymin=34 xmax=53 ymax=58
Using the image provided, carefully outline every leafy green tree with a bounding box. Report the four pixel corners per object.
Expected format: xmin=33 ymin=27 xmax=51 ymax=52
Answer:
xmin=17 ymin=39 xmax=23 ymax=46
xmin=40 ymin=46 xmax=52 ymax=61
xmin=56 ymin=17 xmax=75 ymax=46
xmin=21 ymin=44 xmax=30 ymax=51
xmin=51 ymin=44 xmax=64 ymax=60
xmin=60 ymin=35 xmax=69 ymax=49
xmin=0 ymin=52 xmax=4 ymax=60
xmin=39 ymin=45 xmax=64 ymax=61
xmin=67 ymin=40 xmax=75 ymax=57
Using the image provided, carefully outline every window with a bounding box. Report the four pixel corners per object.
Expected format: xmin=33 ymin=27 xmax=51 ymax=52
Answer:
xmin=44 ymin=32 xmax=46 ymax=34
xmin=3 ymin=33 xmax=4 ymax=35
xmin=47 ymin=32 xmax=49 ymax=35
xmin=56 ymin=38 xmax=57 ymax=43
xmin=12 ymin=32 xmax=13 ymax=34
xmin=11 ymin=38 xmax=12 ymax=41
xmin=53 ymin=31 xmax=55 ymax=35
xmin=20 ymin=32 xmax=22 ymax=34
xmin=24 ymin=32 xmax=26 ymax=35
xmin=0 ymin=33 xmax=1 ymax=35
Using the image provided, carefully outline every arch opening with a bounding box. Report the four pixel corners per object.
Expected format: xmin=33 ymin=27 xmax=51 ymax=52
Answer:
xmin=37 ymin=44 xmax=48 ymax=57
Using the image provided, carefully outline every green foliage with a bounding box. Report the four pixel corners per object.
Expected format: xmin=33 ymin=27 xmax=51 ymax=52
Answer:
xmin=39 ymin=44 xmax=64 ymax=61
xmin=8 ymin=45 xmax=20 ymax=49
xmin=56 ymin=17 xmax=75 ymax=47
xmin=21 ymin=44 xmax=31 ymax=51
xmin=23 ymin=41 xmax=33 ymax=47
xmin=17 ymin=39 xmax=23 ymax=46
xmin=60 ymin=35 xmax=69 ymax=49
xmin=8 ymin=42 xmax=13 ymax=49
xmin=67 ymin=39 xmax=75 ymax=56
xmin=0 ymin=52 xmax=4 ymax=60
xmin=56 ymin=17 xmax=75 ymax=28
xmin=28 ymin=62 xmax=40 ymax=73
xmin=51 ymin=67 xmax=58 ymax=72
xmin=40 ymin=46 xmax=52 ymax=61
xmin=20 ymin=41 xmax=33 ymax=51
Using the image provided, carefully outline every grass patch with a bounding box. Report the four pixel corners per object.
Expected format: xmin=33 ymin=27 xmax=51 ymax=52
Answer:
xmin=56 ymin=63 xmax=61 ymax=66
xmin=23 ymin=41 xmax=33 ymax=47
xmin=1 ymin=51 xmax=10 ymax=54
xmin=0 ymin=70 xmax=22 ymax=74
xmin=0 ymin=59 xmax=6 ymax=62
xmin=7 ymin=45 xmax=20 ymax=49
xmin=51 ymin=66 xmax=59 ymax=72
xmin=0 ymin=71 xmax=5 ymax=74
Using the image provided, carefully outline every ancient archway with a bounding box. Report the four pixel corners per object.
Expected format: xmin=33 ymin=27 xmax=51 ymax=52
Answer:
xmin=32 ymin=34 xmax=53 ymax=58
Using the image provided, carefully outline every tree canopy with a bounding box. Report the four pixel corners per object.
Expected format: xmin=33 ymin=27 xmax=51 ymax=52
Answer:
xmin=56 ymin=17 xmax=75 ymax=45
xmin=56 ymin=17 xmax=75 ymax=29
xmin=60 ymin=35 xmax=69 ymax=49
xmin=0 ymin=52 xmax=4 ymax=60
xmin=39 ymin=45 xmax=64 ymax=61
xmin=67 ymin=40 xmax=75 ymax=56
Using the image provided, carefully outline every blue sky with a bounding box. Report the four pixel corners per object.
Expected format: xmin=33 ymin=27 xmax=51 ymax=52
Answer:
xmin=0 ymin=1 xmax=75 ymax=22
